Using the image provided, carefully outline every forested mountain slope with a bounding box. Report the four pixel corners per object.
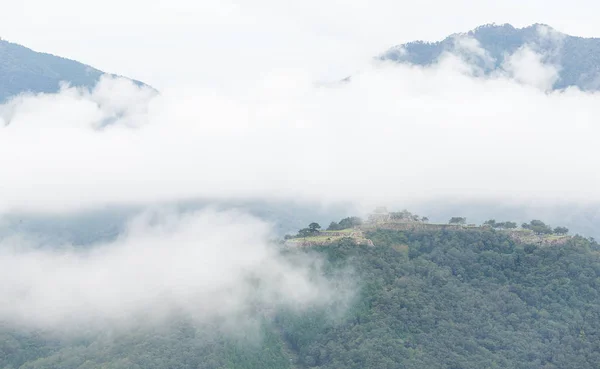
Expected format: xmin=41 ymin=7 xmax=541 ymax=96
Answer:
xmin=3 ymin=227 xmax=599 ymax=369
xmin=0 ymin=39 xmax=149 ymax=102
xmin=380 ymin=23 xmax=600 ymax=90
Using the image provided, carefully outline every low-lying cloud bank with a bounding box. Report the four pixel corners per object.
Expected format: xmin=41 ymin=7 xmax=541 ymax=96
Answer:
xmin=0 ymin=209 xmax=352 ymax=331
xmin=1 ymin=44 xmax=599 ymax=215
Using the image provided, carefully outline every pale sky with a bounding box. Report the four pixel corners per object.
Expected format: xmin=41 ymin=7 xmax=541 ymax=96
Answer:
xmin=2 ymin=0 xmax=600 ymax=89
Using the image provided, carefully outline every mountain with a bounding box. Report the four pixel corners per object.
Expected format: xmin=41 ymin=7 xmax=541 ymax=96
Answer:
xmin=3 ymin=220 xmax=600 ymax=369
xmin=0 ymin=39 xmax=149 ymax=102
xmin=380 ymin=23 xmax=600 ymax=90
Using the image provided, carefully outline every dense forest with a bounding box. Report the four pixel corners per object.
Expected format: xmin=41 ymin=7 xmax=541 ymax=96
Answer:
xmin=2 ymin=228 xmax=600 ymax=369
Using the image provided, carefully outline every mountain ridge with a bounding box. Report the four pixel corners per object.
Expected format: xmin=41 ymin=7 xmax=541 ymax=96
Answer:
xmin=0 ymin=38 xmax=152 ymax=102
xmin=380 ymin=23 xmax=600 ymax=90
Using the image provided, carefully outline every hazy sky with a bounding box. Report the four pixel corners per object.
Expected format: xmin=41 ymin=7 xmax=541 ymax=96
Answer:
xmin=2 ymin=0 xmax=600 ymax=89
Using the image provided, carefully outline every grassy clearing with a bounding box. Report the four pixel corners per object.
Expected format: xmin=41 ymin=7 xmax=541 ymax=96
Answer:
xmin=322 ymin=228 xmax=356 ymax=233
xmin=296 ymin=235 xmax=344 ymax=242
xmin=546 ymin=234 xmax=569 ymax=240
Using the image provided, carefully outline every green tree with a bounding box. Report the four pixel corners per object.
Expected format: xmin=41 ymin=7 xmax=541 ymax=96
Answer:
xmin=554 ymin=226 xmax=569 ymax=235
xmin=327 ymin=221 xmax=342 ymax=231
xmin=308 ymin=223 xmax=321 ymax=233
xmin=483 ymin=219 xmax=496 ymax=227
xmin=449 ymin=217 xmax=466 ymax=225
xmin=338 ymin=217 xmax=362 ymax=229
xmin=523 ymin=220 xmax=553 ymax=234
xmin=298 ymin=228 xmax=312 ymax=237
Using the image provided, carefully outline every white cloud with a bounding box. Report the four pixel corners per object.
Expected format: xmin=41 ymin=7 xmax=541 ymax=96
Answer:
xmin=450 ymin=36 xmax=495 ymax=74
xmin=1 ymin=46 xmax=600 ymax=215
xmin=536 ymin=23 xmax=567 ymax=44
xmin=0 ymin=48 xmax=596 ymax=215
xmin=0 ymin=209 xmax=351 ymax=331
xmin=500 ymin=46 xmax=560 ymax=91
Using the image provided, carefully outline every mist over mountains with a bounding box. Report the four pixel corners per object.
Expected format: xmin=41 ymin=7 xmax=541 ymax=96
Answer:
xmin=2 ymin=24 xmax=600 ymax=239
xmin=4 ymin=19 xmax=600 ymax=368
xmin=6 ymin=23 xmax=600 ymax=103
xmin=381 ymin=23 xmax=600 ymax=91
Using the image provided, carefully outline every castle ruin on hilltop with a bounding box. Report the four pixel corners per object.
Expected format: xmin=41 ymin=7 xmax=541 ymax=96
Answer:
xmin=367 ymin=207 xmax=391 ymax=223
xmin=367 ymin=207 xmax=426 ymax=224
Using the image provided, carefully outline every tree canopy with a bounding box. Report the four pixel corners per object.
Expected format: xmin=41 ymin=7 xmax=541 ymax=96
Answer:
xmin=327 ymin=217 xmax=363 ymax=230
xmin=3 ymin=227 xmax=599 ymax=369
xmin=308 ymin=222 xmax=321 ymax=232
xmin=449 ymin=217 xmax=467 ymax=225
xmin=522 ymin=220 xmax=554 ymax=234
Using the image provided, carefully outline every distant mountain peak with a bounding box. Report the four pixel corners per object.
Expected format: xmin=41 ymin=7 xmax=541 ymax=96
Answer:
xmin=380 ymin=23 xmax=600 ymax=91
xmin=0 ymin=39 xmax=152 ymax=102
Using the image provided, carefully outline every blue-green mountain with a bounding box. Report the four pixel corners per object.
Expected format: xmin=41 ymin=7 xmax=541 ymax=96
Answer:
xmin=0 ymin=39 xmax=149 ymax=102
xmin=380 ymin=23 xmax=600 ymax=90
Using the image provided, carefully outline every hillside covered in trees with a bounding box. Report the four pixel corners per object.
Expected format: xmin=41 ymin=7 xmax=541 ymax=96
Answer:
xmin=380 ymin=23 xmax=600 ymax=91
xmin=2 ymin=223 xmax=600 ymax=369
xmin=0 ymin=39 xmax=150 ymax=102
